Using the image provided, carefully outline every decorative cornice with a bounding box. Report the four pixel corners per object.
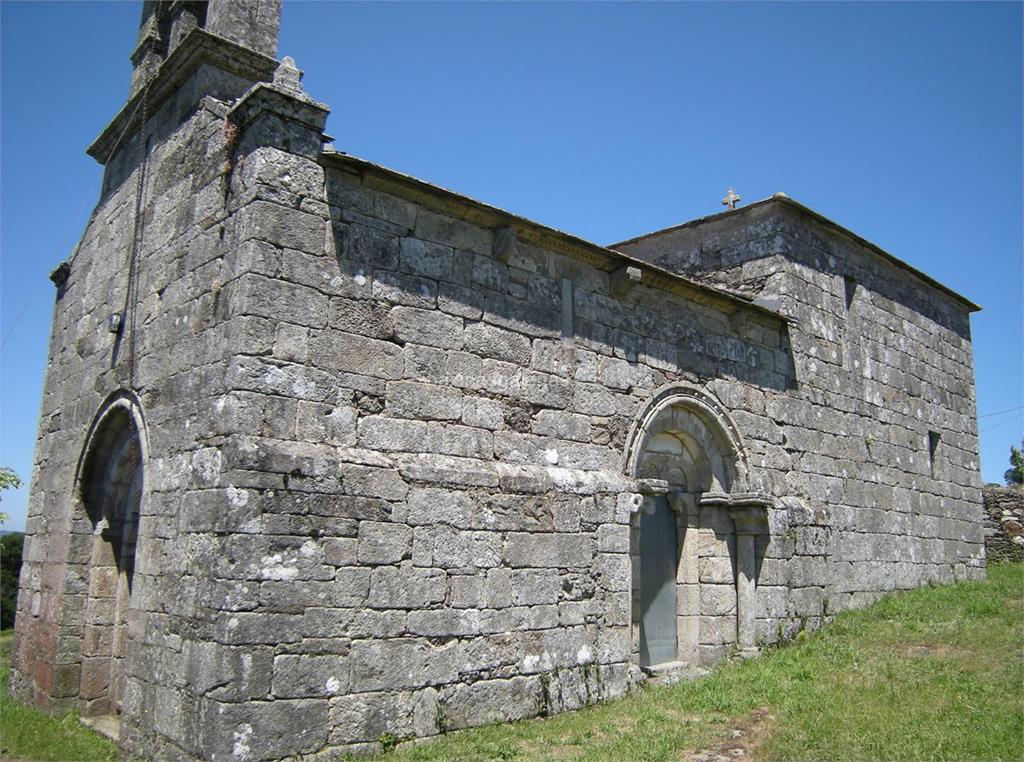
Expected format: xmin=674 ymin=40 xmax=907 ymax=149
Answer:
xmin=88 ymin=29 xmax=278 ymax=165
xmin=227 ymin=82 xmax=329 ymax=135
xmin=319 ymin=150 xmax=790 ymax=326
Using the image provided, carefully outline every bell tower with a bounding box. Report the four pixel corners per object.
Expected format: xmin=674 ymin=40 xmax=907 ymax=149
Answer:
xmin=129 ymin=0 xmax=281 ymax=97
xmin=9 ymin=1 xmax=325 ymax=755
xmin=89 ymin=0 xmax=283 ymax=177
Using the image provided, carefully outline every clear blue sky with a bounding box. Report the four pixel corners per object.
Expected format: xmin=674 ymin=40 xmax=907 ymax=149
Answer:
xmin=1 ymin=1 xmax=1021 ymax=532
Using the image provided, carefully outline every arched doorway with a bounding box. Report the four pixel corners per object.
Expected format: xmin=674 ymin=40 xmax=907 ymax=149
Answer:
xmin=625 ymin=385 xmax=768 ymax=669
xmin=76 ymin=397 xmax=145 ymax=716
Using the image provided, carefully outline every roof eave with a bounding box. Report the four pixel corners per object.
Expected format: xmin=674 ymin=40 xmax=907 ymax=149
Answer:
xmin=611 ymin=196 xmax=981 ymax=314
xmin=319 ymin=151 xmax=793 ymax=325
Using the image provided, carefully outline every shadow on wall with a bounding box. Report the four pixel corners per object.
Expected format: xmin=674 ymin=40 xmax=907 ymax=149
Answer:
xmin=323 ymin=169 xmax=799 ymax=399
xmin=618 ymin=201 xmax=973 ymax=342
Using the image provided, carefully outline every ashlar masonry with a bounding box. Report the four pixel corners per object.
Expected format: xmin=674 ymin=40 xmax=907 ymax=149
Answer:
xmin=10 ymin=2 xmax=985 ymax=759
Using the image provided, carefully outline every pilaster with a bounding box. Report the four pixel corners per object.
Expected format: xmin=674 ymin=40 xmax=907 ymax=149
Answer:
xmin=726 ymin=496 xmax=772 ymax=656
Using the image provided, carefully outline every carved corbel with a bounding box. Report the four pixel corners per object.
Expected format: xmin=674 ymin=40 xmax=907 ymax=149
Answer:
xmin=493 ymin=225 xmax=519 ymax=262
xmin=50 ymin=262 xmax=71 ymax=290
xmin=610 ymin=264 xmax=643 ymax=298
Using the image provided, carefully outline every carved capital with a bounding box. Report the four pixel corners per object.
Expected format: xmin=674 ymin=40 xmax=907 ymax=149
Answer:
xmin=695 ymin=491 xmax=773 ymax=534
xmin=667 ymin=490 xmax=691 ymax=517
xmin=635 ymin=478 xmax=669 ymax=496
xmin=728 ymin=503 xmax=770 ymax=535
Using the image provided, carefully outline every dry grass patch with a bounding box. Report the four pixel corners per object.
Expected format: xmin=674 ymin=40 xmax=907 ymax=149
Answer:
xmin=685 ymin=707 xmax=774 ymax=762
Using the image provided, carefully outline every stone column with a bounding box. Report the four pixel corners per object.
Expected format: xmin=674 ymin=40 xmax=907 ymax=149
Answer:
xmin=668 ymin=491 xmax=698 ymax=664
xmin=727 ymin=499 xmax=771 ymax=657
xmin=734 ymin=523 xmax=757 ymax=653
xmin=129 ymin=5 xmax=166 ymax=97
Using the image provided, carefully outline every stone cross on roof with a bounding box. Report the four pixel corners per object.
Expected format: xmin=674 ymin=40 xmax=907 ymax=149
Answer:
xmin=722 ymin=187 xmax=741 ymax=210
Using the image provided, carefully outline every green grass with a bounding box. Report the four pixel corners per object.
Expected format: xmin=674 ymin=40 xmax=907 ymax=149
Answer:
xmin=379 ymin=564 xmax=1024 ymax=762
xmin=0 ymin=629 xmax=119 ymax=762
xmin=1 ymin=566 xmax=1021 ymax=761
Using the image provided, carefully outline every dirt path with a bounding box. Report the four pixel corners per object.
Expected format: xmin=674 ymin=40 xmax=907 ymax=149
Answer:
xmin=685 ymin=708 xmax=774 ymax=762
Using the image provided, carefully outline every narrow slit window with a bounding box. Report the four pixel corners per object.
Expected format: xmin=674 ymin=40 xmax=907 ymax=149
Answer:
xmin=843 ymin=276 xmax=857 ymax=312
xmin=561 ymin=278 xmax=574 ymax=341
xmin=842 ymin=276 xmax=858 ymax=369
xmin=928 ymin=431 xmax=941 ymax=477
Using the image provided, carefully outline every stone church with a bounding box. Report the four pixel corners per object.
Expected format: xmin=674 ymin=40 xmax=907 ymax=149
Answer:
xmin=10 ymin=1 xmax=985 ymax=758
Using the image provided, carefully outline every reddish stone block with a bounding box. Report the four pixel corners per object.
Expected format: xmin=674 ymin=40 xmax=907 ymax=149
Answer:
xmin=83 ymin=623 xmax=114 ymax=657
xmin=88 ymin=567 xmax=119 ymax=599
xmin=79 ymin=657 xmax=110 ymax=700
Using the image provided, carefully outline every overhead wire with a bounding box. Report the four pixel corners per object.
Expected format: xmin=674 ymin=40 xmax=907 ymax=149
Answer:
xmin=1 ymin=188 xmax=94 ymax=351
xmin=979 ymin=405 xmax=1023 ymax=419
xmin=980 ymin=412 xmax=1023 ymax=435
xmin=0 ymin=82 xmax=152 ymax=353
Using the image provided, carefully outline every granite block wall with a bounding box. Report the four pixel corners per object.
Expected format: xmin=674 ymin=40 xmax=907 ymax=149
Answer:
xmin=617 ymin=199 xmax=986 ymax=621
xmin=9 ymin=33 xmax=291 ymax=759
xmin=181 ymin=134 xmax=800 ymax=755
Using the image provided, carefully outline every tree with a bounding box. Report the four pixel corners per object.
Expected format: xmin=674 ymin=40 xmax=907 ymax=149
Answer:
xmin=1006 ymin=440 xmax=1024 ymax=487
xmin=0 ymin=466 xmax=23 ymax=525
xmin=0 ymin=532 xmax=23 ymax=629
xmin=0 ymin=467 xmax=24 ymax=628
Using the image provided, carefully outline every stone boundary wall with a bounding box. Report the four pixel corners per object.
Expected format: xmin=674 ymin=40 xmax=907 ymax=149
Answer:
xmin=982 ymin=486 xmax=1024 ymax=562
